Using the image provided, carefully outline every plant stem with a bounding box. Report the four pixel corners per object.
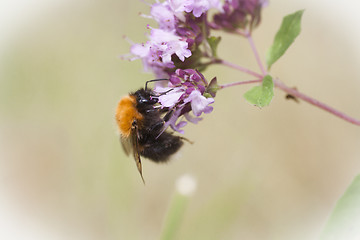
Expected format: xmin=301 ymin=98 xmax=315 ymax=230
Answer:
xmin=220 ymin=79 xmax=262 ymax=89
xmin=216 ymin=59 xmax=263 ymax=78
xmin=234 ymin=29 xmax=247 ymax=37
xmin=160 ymin=175 xmax=196 ymax=240
xmin=219 ymin=61 xmax=360 ymax=126
xmin=246 ymin=33 xmax=267 ymax=75
xmin=273 ymin=79 xmax=360 ymax=126
xmin=160 ymin=193 xmax=188 ymax=240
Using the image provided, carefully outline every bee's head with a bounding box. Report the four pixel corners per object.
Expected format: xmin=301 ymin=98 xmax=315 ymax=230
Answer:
xmin=134 ymin=88 xmax=158 ymax=105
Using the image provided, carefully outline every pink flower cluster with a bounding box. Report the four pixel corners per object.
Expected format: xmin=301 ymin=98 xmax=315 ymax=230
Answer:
xmin=131 ymin=28 xmax=192 ymax=77
xmin=126 ymin=0 xmax=268 ymax=133
xmin=211 ymin=0 xmax=268 ymax=31
xmin=130 ymin=0 xmax=223 ymax=78
xmin=154 ymin=69 xmax=215 ymax=134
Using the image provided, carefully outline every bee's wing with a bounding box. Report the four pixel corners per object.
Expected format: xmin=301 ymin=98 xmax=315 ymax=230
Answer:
xmin=119 ymin=127 xmax=145 ymax=183
xmin=120 ymin=136 xmax=132 ymax=156
xmin=130 ymin=125 xmax=145 ymax=184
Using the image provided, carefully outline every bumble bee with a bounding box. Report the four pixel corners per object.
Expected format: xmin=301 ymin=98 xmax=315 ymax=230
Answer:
xmin=115 ymin=80 xmax=184 ymax=183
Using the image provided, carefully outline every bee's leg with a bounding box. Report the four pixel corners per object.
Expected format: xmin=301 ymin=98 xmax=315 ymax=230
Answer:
xmin=148 ymin=109 xmax=173 ymax=133
xmin=162 ymin=110 xmax=193 ymax=144
xmin=149 ymin=121 xmax=164 ymax=132
xmin=163 ymin=109 xmax=174 ymax=122
xmin=145 ymin=108 xmax=158 ymax=113
xmin=179 ymin=136 xmax=194 ymax=144
xmin=145 ymin=106 xmax=170 ymax=114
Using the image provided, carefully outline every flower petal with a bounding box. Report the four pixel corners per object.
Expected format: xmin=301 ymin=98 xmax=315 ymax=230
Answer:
xmin=158 ymin=88 xmax=184 ymax=108
xmin=151 ymin=3 xmax=176 ymax=30
xmin=130 ymin=43 xmax=150 ymax=58
xmin=185 ymin=90 xmax=214 ymax=116
xmin=184 ymin=112 xmax=202 ymax=124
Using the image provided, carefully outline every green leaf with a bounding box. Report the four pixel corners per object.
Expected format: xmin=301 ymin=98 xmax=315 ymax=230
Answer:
xmin=244 ymin=75 xmax=274 ymax=107
xmin=266 ymin=9 xmax=304 ymax=70
xmin=206 ymin=77 xmax=220 ymax=97
xmin=207 ymin=36 xmax=221 ymax=58
xmin=160 ymin=192 xmax=188 ymax=240
xmin=320 ymin=174 xmax=360 ymax=240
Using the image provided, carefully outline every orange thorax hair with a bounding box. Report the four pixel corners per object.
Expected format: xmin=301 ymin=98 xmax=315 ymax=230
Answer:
xmin=115 ymin=95 xmax=143 ymax=137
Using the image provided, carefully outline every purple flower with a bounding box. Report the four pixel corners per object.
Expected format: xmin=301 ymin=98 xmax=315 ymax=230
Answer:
xmin=184 ymin=112 xmax=202 ymax=124
xmin=169 ymin=108 xmax=188 ymax=134
xmin=130 ymin=28 xmax=191 ymax=77
xmin=154 ymin=69 xmax=215 ymax=133
xmin=158 ymin=86 xmax=185 ymax=108
xmin=151 ymin=28 xmax=192 ymax=62
xmin=128 ymin=0 xmax=225 ymax=77
xmin=168 ymin=0 xmax=192 ymax=20
xmin=184 ymin=0 xmax=223 ymax=17
xmin=184 ymin=90 xmax=214 ymax=116
xmin=211 ymin=0 xmax=268 ymax=31
xmin=150 ymin=3 xmax=177 ymax=30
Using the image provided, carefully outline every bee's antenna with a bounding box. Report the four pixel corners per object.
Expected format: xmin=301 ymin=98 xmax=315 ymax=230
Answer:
xmin=158 ymin=88 xmax=173 ymax=96
xmin=145 ymin=79 xmax=169 ymax=91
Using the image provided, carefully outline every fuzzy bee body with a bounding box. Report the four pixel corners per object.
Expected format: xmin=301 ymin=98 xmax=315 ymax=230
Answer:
xmin=115 ymin=88 xmax=183 ymax=182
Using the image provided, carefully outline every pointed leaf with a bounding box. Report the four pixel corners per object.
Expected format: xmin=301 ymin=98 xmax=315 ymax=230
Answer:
xmin=244 ymin=75 xmax=274 ymax=107
xmin=206 ymin=77 xmax=220 ymax=97
xmin=266 ymin=10 xmax=305 ymax=70
xmin=320 ymin=174 xmax=360 ymax=240
xmin=207 ymin=36 xmax=221 ymax=58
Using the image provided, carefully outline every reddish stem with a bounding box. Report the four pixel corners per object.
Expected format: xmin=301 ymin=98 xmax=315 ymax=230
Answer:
xmin=220 ymin=79 xmax=262 ymax=89
xmin=218 ymin=61 xmax=360 ymax=126
xmin=273 ymin=79 xmax=360 ymax=126
xmin=216 ymin=59 xmax=263 ymax=78
xmin=246 ymin=33 xmax=267 ymax=75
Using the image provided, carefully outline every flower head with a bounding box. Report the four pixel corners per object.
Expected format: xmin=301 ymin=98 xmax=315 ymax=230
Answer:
xmin=150 ymin=3 xmax=177 ymax=30
xmin=184 ymin=90 xmax=214 ymax=116
xmin=211 ymin=0 xmax=268 ymax=32
xmin=128 ymin=0 xmax=223 ymax=77
xmin=124 ymin=0 xmax=270 ymax=134
xmin=183 ymin=0 xmax=223 ymax=17
xmin=154 ymin=69 xmax=215 ymax=133
xmin=130 ymin=28 xmax=192 ymax=77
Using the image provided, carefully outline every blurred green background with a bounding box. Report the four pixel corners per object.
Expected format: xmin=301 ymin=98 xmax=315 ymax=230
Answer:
xmin=1 ymin=0 xmax=360 ymax=239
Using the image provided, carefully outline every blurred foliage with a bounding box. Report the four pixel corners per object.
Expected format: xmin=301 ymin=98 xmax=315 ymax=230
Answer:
xmin=320 ymin=175 xmax=360 ymax=240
